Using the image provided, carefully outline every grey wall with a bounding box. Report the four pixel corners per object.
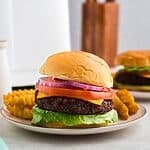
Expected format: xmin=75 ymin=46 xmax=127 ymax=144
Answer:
xmin=69 ymin=0 xmax=150 ymax=53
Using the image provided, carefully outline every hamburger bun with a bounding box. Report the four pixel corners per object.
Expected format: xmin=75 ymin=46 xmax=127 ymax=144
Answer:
xmin=115 ymin=50 xmax=150 ymax=67
xmin=39 ymin=51 xmax=113 ymax=87
xmin=41 ymin=122 xmax=107 ymax=128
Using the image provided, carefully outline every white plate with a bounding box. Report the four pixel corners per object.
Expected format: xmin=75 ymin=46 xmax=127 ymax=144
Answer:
xmin=130 ymin=91 xmax=150 ymax=100
xmin=0 ymin=105 xmax=147 ymax=135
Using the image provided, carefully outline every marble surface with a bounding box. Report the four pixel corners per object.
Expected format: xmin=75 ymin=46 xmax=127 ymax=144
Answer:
xmin=0 ymin=101 xmax=150 ymax=150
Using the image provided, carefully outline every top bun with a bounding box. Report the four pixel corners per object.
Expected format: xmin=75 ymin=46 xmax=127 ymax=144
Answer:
xmin=39 ymin=51 xmax=113 ymax=87
xmin=115 ymin=50 xmax=150 ymax=67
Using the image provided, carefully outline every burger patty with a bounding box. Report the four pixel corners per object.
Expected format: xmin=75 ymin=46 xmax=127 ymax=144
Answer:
xmin=114 ymin=70 xmax=150 ymax=85
xmin=35 ymin=96 xmax=113 ymax=115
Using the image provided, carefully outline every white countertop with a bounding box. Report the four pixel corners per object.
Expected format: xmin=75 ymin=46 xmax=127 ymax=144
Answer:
xmin=0 ymin=101 xmax=150 ymax=150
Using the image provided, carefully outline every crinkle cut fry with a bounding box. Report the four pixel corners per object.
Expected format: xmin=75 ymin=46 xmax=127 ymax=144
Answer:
xmin=3 ymin=89 xmax=35 ymax=120
xmin=6 ymin=105 xmax=32 ymax=119
xmin=3 ymin=89 xmax=35 ymax=107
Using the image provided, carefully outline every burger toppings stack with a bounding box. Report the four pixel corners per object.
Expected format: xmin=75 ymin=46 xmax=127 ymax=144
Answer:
xmin=32 ymin=51 xmax=118 ymax=128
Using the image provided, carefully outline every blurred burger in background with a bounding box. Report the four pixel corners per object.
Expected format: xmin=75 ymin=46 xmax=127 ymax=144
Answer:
xmin=114 ymin=50 xmax=150 ymax=91
xmin=32 ymin=51 xmax=118 ymax=128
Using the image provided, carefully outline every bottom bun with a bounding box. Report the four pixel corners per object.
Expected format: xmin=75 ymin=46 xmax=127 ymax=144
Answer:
xmin=42 ymin=122 xmax=108 ymax=128
xmin=114 ymin=82 xmax=150 ymax=91
xmin=32 ymin=107 xmax=118 ymax=128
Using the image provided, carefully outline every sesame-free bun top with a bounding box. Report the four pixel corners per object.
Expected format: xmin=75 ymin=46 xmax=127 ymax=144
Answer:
xmin=39 ymin=51 xmax=113 ymax=87
xmin=116 ymin=50 xmax=150 ymax=67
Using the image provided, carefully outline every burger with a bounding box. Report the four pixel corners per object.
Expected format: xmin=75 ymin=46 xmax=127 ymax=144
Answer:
xmin=32 ymin=51 xmax=118 ymax=128
xmin=114 ymin=50 xmax=150 ymax=91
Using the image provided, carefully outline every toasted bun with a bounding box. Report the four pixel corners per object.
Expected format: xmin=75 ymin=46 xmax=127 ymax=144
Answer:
xmin=39 ymin=51 xmax=113 ymax=87
xmin=115 ymin=50 xmax=150 ymax=67
xmin=114 ymin=82 xmax=150 ymax=91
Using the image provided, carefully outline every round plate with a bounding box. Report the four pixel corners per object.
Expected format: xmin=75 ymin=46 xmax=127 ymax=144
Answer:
xmin=130 ymin=91 xmax=150 ymax=100
xmin=0 ymin=105 xmax=147 ymax=135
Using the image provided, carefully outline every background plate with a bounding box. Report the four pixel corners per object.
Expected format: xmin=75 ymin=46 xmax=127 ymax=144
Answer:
xmin=0 ymin=105 xmax=147 ymax=135
xmin=130 ymin=91 xmax=150 ymax=100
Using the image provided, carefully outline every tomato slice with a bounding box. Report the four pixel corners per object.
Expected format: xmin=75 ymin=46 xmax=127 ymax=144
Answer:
xmin=36 ymin=85 xmax=115 ymax=100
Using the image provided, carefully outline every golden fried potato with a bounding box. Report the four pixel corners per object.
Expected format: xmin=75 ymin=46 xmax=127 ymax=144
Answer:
xmin=116 ymin=89 xmax=139 ymax=115
xmin=113 ymin=95 xmax=129 ymax=120
xmin=6 ymin=105 xmax=33 ymax=119
xmin=3 ymin=89 xmax=35 ymax=120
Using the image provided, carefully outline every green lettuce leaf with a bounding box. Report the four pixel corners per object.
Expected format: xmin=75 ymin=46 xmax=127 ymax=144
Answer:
xmin=114 ymin=81 xmax=150 ymax=91
xmin=32 ymin=107 xmax=118 ymax=127
xmin=123 ymin=66 xmax=150 ymax=72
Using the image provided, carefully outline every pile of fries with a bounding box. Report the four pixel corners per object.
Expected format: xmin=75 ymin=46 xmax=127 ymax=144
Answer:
xmin=3 ymin=89 xmax=35 ymax=120
xmin=113 ymin=89 xmax=139 ymax=120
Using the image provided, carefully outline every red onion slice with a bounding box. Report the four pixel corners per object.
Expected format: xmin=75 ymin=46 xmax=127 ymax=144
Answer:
xmin=37 ymin=77 xmax=114 ymax=92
